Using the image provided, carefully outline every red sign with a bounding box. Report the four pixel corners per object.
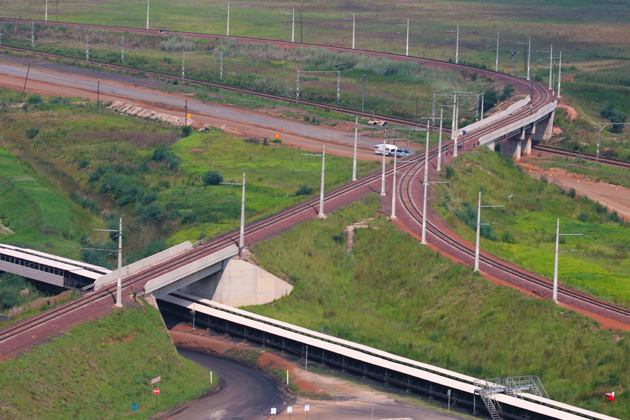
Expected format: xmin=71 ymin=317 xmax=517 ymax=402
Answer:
xmin=153 ymin=388 xmax=160 ymax=395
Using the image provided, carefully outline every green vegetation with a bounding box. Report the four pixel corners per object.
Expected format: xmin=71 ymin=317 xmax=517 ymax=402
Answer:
xmin=0 ymin=302 xmax=214 ymax=419
xmin=0 ymin=87 xmax=378 ymax=266
xmin=247 ymin=195 xmax=629 ymax=418
xmin=3 ymin=0 xmax=629 ymax=157
xmin=0 ymin=273 xmax=47 ymax=310
xmin=434 ymin=148 xmax=630 ymax=307
xmin=0 ymin=22 xmax=505 ymax=123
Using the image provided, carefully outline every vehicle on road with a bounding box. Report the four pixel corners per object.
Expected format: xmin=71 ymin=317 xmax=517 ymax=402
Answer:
xmin=368 ymin=120 xmax=387 ymax=126
xmin=396 ymin=149 xmax=412 ymax=157
xmin=374 ymin=144 xmax=398 ymax=156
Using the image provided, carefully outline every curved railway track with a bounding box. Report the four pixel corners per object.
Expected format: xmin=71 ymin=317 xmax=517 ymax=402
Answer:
xmin=397 ymin=86 xmax=630 ymax=324
xmin=0 ymin=155 xmax=413 ymax=348
xmin=532 ymin=144 xmax=630 ymax=169
xmin=1 ymin=19 xmax=628 ymax=353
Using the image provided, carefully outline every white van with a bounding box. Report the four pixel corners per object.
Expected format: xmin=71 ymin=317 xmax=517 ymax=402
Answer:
xmin=374 ymin=144 xmax=398 ymax=156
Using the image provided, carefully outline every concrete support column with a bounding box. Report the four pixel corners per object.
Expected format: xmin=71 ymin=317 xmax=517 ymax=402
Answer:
xmin=524 ymin=134 xmax=533 ymax=156
xmin=542 ymin=109 xmax=556 ymax=141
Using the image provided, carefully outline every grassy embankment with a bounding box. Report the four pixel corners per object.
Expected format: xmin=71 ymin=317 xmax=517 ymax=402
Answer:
xmin=0 ymin=88 xmax=379 ymax=266
xmin=0 ymin=301 xmax=215 ymax=419
xmin=246 ymin=194 xmax=629 ymax=418
xmin=433 ymin=148 xmax=630 ymax=307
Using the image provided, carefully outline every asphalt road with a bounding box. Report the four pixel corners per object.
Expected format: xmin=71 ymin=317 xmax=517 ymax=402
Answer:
xmin=0 ymin=61 xmax=383 ymax=152
xmin=167 ymin=348 xmax=470 ymax=420
xmin=158 ymin=349 xmax=289 ymax=420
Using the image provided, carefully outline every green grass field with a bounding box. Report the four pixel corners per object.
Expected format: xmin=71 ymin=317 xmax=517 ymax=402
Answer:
xmin=433 ymin=148 xmax=630 ymax=307
xmin=0 ymin=301 xmax=214 ymax=419
xmin=0 ymin=88 xmax=379 ymax=264
xmin=247 ymin=195 xmax=629 ymax=418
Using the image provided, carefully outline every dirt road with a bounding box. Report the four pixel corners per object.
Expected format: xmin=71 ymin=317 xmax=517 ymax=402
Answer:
xmin=519 ymin=157 xmax=630 ymax=222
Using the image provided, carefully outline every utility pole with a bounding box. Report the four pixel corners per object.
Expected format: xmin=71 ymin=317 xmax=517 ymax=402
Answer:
xmin=181 ymin=47 xmax=185 ymax=81
xmin=352 ymin=13 xmax=355 ymax=49
xmin=361 ymin=74 xmax=366 ymax=117
xmin=32 ymin=22 xmax=34 ymax=47
xmin=447 ymin=26 xmax=459 ymax=64
xmin=300 ymin=12 xmax=303 ymax=43
xmin=527 ymin=37 xmax=531 ymax=80
xmin=421 ymin=129 xmax=430 ymax=244
xmin=240 ymin=172 xmax=245 ymax=249
xmin=474 ymin=192 xmax=503 ymax=272
xmin=553 ymin=218 xmax=583 ymax=303
xmin=549 ymin=44 xmax=553 ymax=90
xmin=405 ymin=18 xmax=409 ymax=57
xmin=226 ymin=2 xmax=230 ymax=36
xmin=437 ymin=108 xmax=443 ymax=171
xmin=481 ymin=95 xmax=484 ymax=120
xmin=352 ymin=116 xmax=358 ymax=181
xmin=296 ymin=68 xmax=300 ymax=102
xmin=291 ymin=8 xmax=295 ymax=43
xmin=391 ymin=149 xmax=398 ymax=219
xmin=116 ymin=218 xmax=122 ymax=307
xmin=121 ymin=35 xmax=124 ymax=64
xmin=596 ymin=120 xmax=601 ymax=163
xmin=318 ymin=145 xmax=326 ymax=219
xmin=86 ymin=35 xmax=89 ymax=62
xmin=451 ymin=91 xmax=459 ymax=157
xmin=45 ymin=0 xmax=48 ymax=22
xmin=336 ymin=71 xmax=341 ymax=104
xmin=146 ymin=0 xmax=150 ymax=30
xmin=220 ymin=50 xmax=223 ymax=82
xmin=93 ymin=220 xmax=124 ymax=307
xmin=557 ymin=51 xmax=562 ymax=99
xmin=495 ymin=31 xmax=499 ymax=72
xmin=380 ymin=130 xmax=387 ymax=196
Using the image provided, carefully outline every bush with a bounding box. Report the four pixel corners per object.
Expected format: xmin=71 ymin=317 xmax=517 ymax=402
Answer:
xmin=600 ymin=103 xmax=627 ymax=133
xmin=152 ymin=145 xmax=180 ymax=170
xmin=203 ymin=170 xmax=224 ymax=186
xmin=181 ymin=125 xmax=192 ymax=137
xmin=295 ymin=184 xmax=314 ymax=196
xmin=27 ymin=94 xmax=43 ymax=105
xmin=577 ymin=212 xmax=589 ymax=222
xmin=26 ymin=127 xmax=39 ymax=139
xmin=568 ymin=188 xmax=576 ymax=198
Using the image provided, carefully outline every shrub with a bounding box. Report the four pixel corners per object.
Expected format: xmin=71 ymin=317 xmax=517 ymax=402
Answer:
xmin=600 ymin=103 xmax=627 ymax=133
xmin=568 ymin=188 xmax=576 ymax=198
xmin=295 ymin=184 xmax=313 ymax=196
xmin=181 ymin=125 xmax=192 ymax=137
xmin=577 ymin=212 xmax=589 ymax=222
xmin=445 ymin=166 xmax=455 ymax=179
xmin=26 ymin=127 xmax=39 ymax=139
xmin=27 ymin=94 xmax=43 ymax=105
xmin=203 ymin=170 xmax=224 ymax=186
xmin=152 ymin=145 xmax=180 ymax=170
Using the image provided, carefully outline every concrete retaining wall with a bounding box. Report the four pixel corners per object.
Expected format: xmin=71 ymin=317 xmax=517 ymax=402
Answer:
xmin=94 ymin=241 xmax=193 ymax=290
xmin=182 ymin=259 xmax=293 ymax=307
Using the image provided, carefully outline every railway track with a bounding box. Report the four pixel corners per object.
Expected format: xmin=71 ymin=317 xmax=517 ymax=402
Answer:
xmin=1 ymin=19 xmax=628 ymax=354
xmin=0 ymin=153 xmax=412 ymax=350
xmin=532 ymin=144 xmax=630 ymax=169
xmin=0 ymin=44 xmax=424 ymax=129
xmin=397 ymin=85 xmax=630 ymax=324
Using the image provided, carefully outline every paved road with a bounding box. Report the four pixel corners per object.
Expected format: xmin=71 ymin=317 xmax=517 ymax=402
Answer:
xmin=158 ymin=349 xmax=289 ymax=420
xmin=0 ymin=61 xmax=388 ymax=155
xmin=168 ymin=348 xmax=470 ymax=420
